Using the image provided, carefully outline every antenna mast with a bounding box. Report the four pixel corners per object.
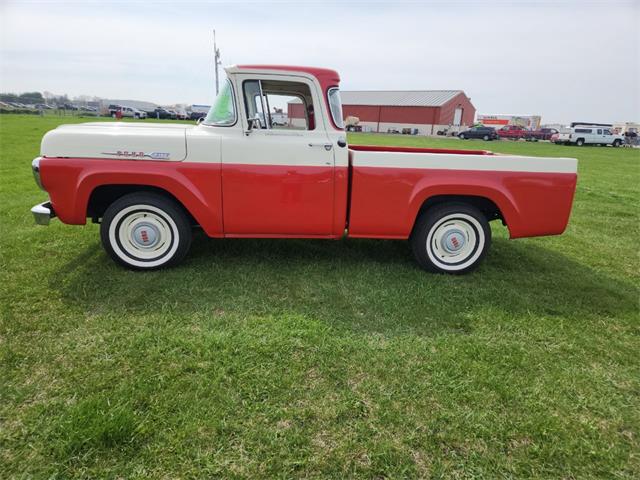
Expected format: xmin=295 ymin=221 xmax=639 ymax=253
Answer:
xmin=214 ymin=30 xmax=222 ymax=95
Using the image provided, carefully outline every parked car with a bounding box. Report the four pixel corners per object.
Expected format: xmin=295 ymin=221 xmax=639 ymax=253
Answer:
xmin=107 ymin=104 xmax=121 ymax=116
xmin=458 ymin=126 xmax=498 ymax=141
xmin=271 ymin=111 xmax=288 ymax=126
xmin=189 ymin=111 xmax=207 ymax=121
xmin=529 ymin=127 xmax=559 ymax=141
xmin=30 ymin=64 xmax=577 ymax=274
xmin=552 ymin=128 xmax=572 ymax=144
xmin=623 ymin=128 xmax=638 ymax=146
xmin=563 ymin=126 xmax=624 ymax=147
xmin=174 ymin=109 xmax=189 ymax=120
xmin=149 ymin=108 xmax=177 ymax=120
xmin=497 ymin=125 xmax=531 ymax=140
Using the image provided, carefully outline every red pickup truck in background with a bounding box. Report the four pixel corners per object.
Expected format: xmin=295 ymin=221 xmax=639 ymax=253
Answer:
xmin=497 ymin=125 xmax=531 ymax=140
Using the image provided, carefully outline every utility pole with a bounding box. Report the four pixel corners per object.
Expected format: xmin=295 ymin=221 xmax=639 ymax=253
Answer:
xmin=213 ymin=29 xmax=222 ymax=95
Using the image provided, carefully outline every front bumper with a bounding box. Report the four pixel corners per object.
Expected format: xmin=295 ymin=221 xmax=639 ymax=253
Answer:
xmin=31 ymin=201 xmax=55 ymax=225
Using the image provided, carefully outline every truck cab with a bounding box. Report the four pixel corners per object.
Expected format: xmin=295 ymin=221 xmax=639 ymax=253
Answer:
xmin=195 ymin=65 xmax=348 ymax=237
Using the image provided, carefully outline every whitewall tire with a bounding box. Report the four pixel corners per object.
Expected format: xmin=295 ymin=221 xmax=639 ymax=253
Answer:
xmin=100 ymin=193 xmax=192 ymax=270
xmin=410 ymin=203 xmax=491 ymax=274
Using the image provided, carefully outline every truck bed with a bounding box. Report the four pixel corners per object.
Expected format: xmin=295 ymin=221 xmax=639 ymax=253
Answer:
xmin=347 ymin=145 xmax=578 ymax=240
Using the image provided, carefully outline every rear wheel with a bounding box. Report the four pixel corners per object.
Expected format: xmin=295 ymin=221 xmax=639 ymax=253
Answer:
xmin=100 ymin=192 xmax=192 ymax=270
xmin=410 ymin=203 xmax=491 ymax=274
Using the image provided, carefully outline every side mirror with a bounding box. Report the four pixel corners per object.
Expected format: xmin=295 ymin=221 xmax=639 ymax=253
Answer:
xmin=245 ymin=115 xmax=261 ymax=135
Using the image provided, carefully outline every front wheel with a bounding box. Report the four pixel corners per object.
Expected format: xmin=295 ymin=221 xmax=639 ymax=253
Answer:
xmin=576 ymin=138 xmax=585 ymax=146
xmin=483 ymin=135 xmax=490 ymax=141
xmin=459 ymin=133 xmax=466 ymax=139
xmin=612 ymin=139 xmax=622 ymax=147
xmin=100 ymin=193 xmax=192 ymax=270
xmin=410 ymin=203 xmax=491 ymax=274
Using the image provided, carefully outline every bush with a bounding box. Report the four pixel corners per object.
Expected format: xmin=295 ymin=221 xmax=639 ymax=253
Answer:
xmin=0 ymin=108 xmax=39 ymax=115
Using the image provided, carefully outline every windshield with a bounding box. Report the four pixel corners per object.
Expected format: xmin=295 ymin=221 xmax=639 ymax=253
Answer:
xmin=203 ymin=79 xmax=236 ymax=126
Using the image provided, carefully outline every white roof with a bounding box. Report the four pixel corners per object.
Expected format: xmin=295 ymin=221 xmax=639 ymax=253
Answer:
xmin=340 ymin=90 xmax=463 ymax=107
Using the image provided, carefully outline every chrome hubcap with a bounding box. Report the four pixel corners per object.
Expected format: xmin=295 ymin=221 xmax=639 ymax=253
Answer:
xmin=427 ymin=214 xmax=484 ymax=269
xmin=441 ymin=228 xmax=466 ymax=253
xmin=116 ymin=209 xmax=174 ymax=261
xmin=132 ymin=222 xmax=160 ymax=248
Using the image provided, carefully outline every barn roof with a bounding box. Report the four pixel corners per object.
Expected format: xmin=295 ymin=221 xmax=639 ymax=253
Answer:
xmin=340 ymin=90 xmax=463 ymax=107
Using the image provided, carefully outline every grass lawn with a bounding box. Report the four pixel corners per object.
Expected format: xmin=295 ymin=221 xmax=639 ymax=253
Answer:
xmin=1 ymin=114 xmax=639 ymax=478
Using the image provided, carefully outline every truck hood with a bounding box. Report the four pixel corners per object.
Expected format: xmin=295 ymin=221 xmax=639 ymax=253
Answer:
xmin=41 ymin=122 xmax=192 ymax=161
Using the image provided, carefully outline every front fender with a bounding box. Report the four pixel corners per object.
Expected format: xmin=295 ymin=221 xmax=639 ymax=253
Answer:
xmin=40 ymin=158 xmax=223 ymax=236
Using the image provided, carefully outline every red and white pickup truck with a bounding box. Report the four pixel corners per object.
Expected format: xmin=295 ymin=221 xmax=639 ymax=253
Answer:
xmin=31 ymin=65 xmax=578 ymax=273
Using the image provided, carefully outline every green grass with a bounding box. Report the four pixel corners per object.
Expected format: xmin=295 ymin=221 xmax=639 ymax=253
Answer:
xmin=1 ymin=115 xmax=639 ymax=478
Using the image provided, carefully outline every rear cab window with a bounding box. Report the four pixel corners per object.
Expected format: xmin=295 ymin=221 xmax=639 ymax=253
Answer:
xmin=327 ymin=88 xmax=344 ymax=129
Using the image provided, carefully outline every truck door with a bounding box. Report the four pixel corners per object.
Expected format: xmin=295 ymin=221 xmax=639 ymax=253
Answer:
xmin=221 ymin=75 xmax=335 ymax=236
xmin=587 ymin=128 xmax=604 ymax=143
xmin=602 ymin=128 xmax=614 ymax=145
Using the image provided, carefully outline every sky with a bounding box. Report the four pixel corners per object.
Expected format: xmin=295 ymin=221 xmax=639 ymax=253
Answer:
xmin=0 ymin=0 xmax=638 ymax=124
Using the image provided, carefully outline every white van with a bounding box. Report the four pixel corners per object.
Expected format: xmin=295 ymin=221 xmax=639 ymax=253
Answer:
xmin=565 ymin=126 xmax=623 ymax=147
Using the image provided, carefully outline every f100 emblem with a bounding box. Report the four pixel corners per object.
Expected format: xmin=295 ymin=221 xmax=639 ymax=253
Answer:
xmin=102 ymin=151 xmax=171 ymax=160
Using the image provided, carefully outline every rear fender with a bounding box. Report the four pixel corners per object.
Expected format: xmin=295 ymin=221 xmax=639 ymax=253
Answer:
xmin=408 ymin=174 xmax=519 ymax=236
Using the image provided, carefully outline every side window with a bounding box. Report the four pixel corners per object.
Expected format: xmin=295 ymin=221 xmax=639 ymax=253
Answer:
xmin=243 ymin=79 xmax=315 ymax=131
xmin=597 ymin=129 xmax=603 ymax=134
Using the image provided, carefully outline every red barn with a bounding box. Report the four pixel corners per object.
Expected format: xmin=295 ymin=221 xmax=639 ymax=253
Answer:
xmin=288 ymin=90 xmax=475 ymax=135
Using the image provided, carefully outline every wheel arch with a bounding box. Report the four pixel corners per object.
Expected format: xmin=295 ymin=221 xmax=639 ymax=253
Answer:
xmin=76 ymin=172 xmax=223 ymax=237
xmin=87 ymin=184 xmax=197 ymax=225
xmin=409 ymin=187 xmax=519 ymax=238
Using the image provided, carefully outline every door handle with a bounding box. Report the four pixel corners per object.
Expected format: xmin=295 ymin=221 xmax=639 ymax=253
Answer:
xmin=309 ymin=143 xmax=333 ymax=151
